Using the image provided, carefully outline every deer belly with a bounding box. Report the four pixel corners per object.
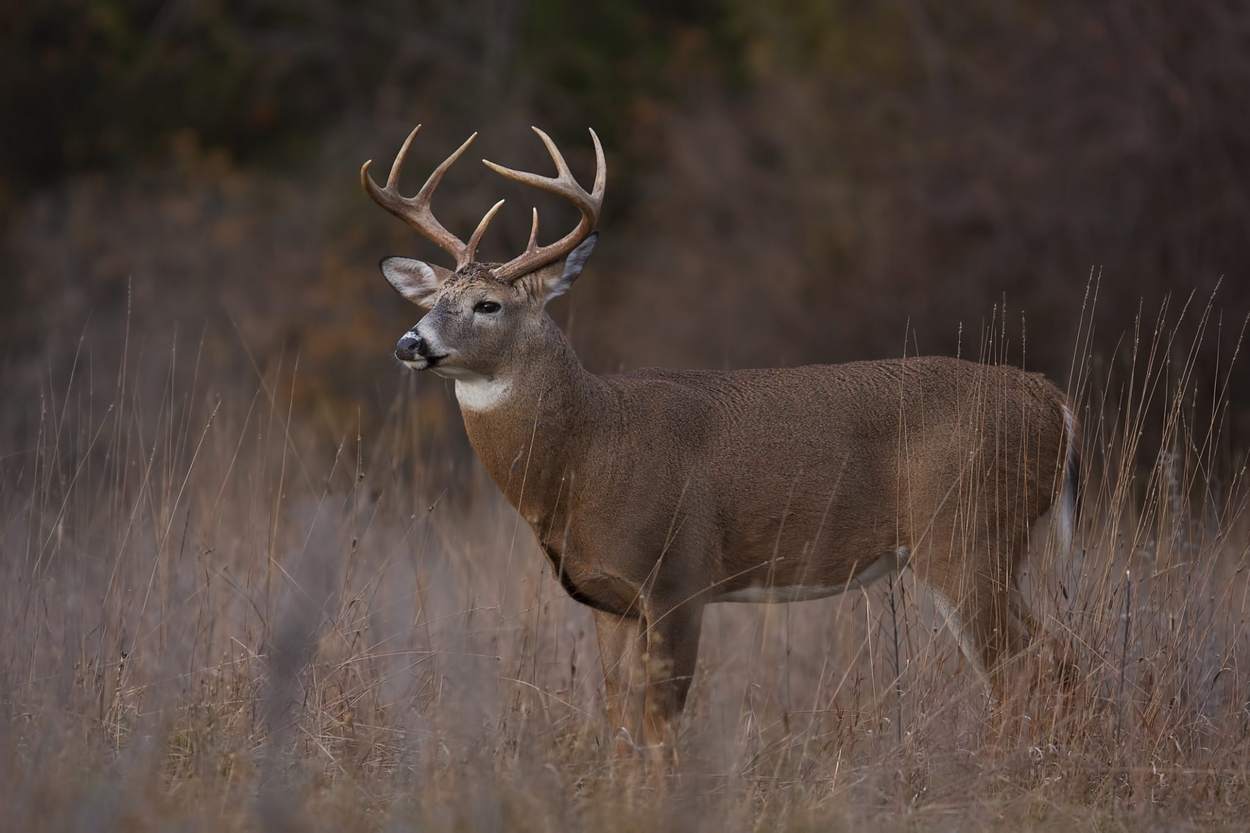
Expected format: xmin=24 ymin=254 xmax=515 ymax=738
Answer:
xmin=715 ymin=546 xmax=910 ymax=604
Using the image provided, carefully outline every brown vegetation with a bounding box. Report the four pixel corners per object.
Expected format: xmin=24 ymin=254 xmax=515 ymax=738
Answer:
xmin=2 ymin=293 xmax=1248 ymax=830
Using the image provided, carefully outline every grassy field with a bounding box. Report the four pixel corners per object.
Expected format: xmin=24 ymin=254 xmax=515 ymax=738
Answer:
xmin=3 ymin=292 xmax=1249 ymax=832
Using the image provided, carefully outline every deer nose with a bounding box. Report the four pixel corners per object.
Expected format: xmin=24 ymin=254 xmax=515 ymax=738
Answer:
xmin=395 ymin=334 xmax=425 ymax=361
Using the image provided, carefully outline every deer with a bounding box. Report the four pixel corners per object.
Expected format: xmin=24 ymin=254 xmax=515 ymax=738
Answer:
xmin=360 ymin=124 xmax=1081 ymax=754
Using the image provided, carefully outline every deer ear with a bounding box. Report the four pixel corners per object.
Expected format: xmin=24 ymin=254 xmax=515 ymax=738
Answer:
xmin=529 ymin=232 xmax=598 ymax=304
xmin=380 ymin=257 xmax=451 ymax=307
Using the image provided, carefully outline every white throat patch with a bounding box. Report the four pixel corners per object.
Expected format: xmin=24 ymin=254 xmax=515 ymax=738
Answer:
xmin=455 ymin=375 xmax=513 ymax=412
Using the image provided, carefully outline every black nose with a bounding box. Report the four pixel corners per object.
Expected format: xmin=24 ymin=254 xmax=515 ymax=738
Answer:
xmin=395 ymin=334 xmax=425 ymax=361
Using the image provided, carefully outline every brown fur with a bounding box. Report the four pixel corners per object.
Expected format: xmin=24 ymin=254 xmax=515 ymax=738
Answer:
xmin=437 ymin=303 xmax=1076 ymax=747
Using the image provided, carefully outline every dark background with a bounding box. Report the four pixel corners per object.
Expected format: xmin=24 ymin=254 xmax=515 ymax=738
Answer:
xmin=4 ymin=1 xmax=1249 ymax=446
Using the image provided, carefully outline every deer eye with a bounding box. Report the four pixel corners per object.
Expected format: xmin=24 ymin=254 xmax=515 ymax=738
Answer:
xmin=473 ymin=300 xmax=502 ymax=315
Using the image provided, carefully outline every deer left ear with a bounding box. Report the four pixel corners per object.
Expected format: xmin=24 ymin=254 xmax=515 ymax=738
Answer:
xmin=530 ymin=232 xmax=598 ymax=304
xmin=380 ymin=257 xmax=452 ymax=307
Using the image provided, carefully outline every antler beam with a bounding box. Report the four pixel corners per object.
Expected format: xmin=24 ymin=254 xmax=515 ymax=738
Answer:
xmin=360 ymin=125 xmax=504 ymax=270
xmin=483 ymin=127 xmax=606 ymax=282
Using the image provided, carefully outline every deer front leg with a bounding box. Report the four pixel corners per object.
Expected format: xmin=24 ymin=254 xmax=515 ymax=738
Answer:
xmin=592 ymin=601 xmax=703 ymax=757
xmin=592 ymin=609 xmax=648 ymax=753
xmin=638 ymin=600 xmax=703 ymax=753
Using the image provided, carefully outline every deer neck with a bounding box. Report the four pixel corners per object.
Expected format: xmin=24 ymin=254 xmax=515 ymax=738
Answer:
xmin=455 ymin=315 xmax=605 ymax=526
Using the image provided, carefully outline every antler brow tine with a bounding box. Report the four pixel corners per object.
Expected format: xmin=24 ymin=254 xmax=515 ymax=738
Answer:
xmin=466 ymin=198 xmax=506 ymax=263
xmin=526 ymin=207 xmax=540 ymax=253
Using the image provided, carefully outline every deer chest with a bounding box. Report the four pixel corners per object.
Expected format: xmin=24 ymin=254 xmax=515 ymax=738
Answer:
xmin=537 ymin=539 xmax=632 ymax=617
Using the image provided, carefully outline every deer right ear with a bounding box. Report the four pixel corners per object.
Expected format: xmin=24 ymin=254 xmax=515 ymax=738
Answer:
xmin=380 ymin=257 xmax=451 ymax=307
xmin=523 ymin=232 xmax=599 ymax=304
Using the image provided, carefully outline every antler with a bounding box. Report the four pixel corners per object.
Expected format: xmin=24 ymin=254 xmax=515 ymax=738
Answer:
xmin=483 ymin=127 xmax=606 ymax=282
xmin=360 ymin=124 xmax=505 ymax=270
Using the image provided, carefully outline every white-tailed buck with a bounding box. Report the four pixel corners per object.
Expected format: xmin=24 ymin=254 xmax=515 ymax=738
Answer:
xmin=361 ymin=124 xmax=1081 ymax=751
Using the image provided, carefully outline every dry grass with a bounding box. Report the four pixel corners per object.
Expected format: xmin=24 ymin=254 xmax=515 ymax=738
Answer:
xmin=2 ymin=289 xmax=1249 ymax=832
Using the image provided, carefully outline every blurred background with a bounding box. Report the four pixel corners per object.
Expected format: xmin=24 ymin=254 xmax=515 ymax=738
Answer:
xmin=4 ymin=0 xmax=1250 ymax=449
xmin=5 ymin=9 xmax=1250 ymax=827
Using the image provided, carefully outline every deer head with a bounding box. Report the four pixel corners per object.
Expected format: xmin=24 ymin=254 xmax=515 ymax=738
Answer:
xmin=361 ymin=125 xmax=605 ymax=381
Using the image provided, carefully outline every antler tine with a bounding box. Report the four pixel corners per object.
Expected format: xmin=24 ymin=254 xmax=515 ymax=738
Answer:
xmin=482 ymin=130 xmax=599 ymax=217
xmin=415 ymin=132 xmax=478 ymax=205
xmin=465 ymin=198 xmax=506 ymax=264
xmin=482 ymin=127 xmax=607 ymax=282
xmin=533 ymin=127 xmax=575 ymax=182
xmin=588 ymin=128 xmax=606 ymax=203
xmin=386 ymin=123 xmax=423 ymax=188
xmin=361 ymin=127 xmax=501 ymax=269
xmin=526 ymin=207 xmax=540 ymax=253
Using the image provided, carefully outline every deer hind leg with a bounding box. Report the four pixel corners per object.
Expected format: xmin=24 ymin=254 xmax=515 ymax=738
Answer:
xmin=922 ymin=564 xmax=1040 ymax=701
